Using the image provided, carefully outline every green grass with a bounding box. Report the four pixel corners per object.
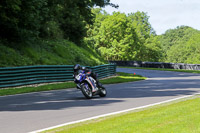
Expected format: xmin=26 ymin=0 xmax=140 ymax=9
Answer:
xmin=43 ymin=96 xmax=200 ymax=133
xmin=101 ymin=72 xmax=146 ymax=84
xmin=0 ymin=39 xmax=106 ymax=67
xmin=0 ymin=82 xmax=76 ymax=96
xmin=119 ymin=66 xmax=200 ymax=74
xmin=0 ymin=72 xmax=145 ymax=96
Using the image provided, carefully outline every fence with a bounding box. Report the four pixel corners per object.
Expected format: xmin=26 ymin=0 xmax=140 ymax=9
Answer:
xmin=109 ymin=61 xmax=200 ymax=70
xmin=0 ymin=64 xmax=116 ymax=88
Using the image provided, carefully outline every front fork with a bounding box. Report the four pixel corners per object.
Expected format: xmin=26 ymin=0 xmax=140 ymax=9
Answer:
xmin=76 ymin=83 xmax=81 ymax=89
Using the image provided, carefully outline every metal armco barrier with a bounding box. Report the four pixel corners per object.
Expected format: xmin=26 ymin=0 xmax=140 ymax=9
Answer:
xmin=0 ymin=64 xmax=116 ymax=88
xmin=91 ymin=64 xmax=116 ymax=79
xmin=109 ymin=61 xmax=200 ymax=70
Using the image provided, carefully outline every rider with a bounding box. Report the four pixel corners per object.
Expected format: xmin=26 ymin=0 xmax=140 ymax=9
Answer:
xmin=73 ymin=64 xmax=101 ymax=89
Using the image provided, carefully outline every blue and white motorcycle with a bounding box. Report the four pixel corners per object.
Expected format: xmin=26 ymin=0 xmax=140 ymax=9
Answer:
xmin=74 ymin=70 xmax=107 ymax=99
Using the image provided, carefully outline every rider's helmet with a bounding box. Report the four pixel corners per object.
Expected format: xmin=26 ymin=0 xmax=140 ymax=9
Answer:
xmin=73 ymin=64 xmax=81 ymax=73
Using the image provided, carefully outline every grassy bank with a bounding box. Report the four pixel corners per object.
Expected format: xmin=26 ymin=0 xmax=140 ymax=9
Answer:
xmin=119 ymin=66 xmax=200 ymax=74
xmin=0 ymin=39 xmax=106 ymax=67
xmin=43 ymin=95 xmax=200 ymax=133
xmin=0 ymin=72 xmax=146 ymax=96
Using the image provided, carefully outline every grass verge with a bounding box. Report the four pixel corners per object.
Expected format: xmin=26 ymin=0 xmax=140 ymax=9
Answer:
xmin=0 ymin=39 xmax=106 ymax=67
xmin=0 ymin=72 xmax=146 ymax=96
xmin=119 ymin=66 xmax=200 ymax=74
xmin=43 ymin=95 xmax=200 ymax=133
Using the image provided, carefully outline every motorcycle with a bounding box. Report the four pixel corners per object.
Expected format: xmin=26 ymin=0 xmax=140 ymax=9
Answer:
xmin=74 ymin=70 xmax=107 ymax=99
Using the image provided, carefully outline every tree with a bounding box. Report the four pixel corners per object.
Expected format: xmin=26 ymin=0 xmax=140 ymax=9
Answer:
xmin=166 ymin=33 xmax=200 ymax=64
xmin=0 ymin=0 xmax=49 ymax=42
xmin=127 ymin=12 xmax=159 ymax=61
xmin=86 ymin=10 xmax=162 ymax=61
xmin=85 ymin=8 xmax=109 ymax=48
xmin=95 ymin=12 xmax=139 ymax=60
xmin=0 ymin=0 xmax=118 ymax=44
xmin=159 ymin=26 xmax=200 ymax=63
xmin=57 ymin=0 xmax=118 ymax=44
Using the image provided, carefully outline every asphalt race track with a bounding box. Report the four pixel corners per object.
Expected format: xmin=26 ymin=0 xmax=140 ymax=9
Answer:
xmin=0 ymin=68 xmax=200 ymax=133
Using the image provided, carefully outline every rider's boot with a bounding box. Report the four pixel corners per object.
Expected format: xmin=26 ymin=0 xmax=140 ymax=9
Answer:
xmin=96 ymin=79 xmax=102 ymax=87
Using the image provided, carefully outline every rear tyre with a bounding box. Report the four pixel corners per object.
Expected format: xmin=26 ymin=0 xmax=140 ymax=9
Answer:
xmin=81 ymin=83 xmax=93 ymax=99
xmin=99 ymin=86 xmax=107 ymax=97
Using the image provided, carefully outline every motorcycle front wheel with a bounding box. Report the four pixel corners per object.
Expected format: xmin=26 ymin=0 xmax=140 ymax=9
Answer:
xmin=81 ymin=83 xmax=93 ymax=99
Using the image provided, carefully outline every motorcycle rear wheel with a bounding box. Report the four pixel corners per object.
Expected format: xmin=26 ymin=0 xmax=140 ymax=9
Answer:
xmin=99 ymin=86 xmax=107 ymax=97
xmin=81 ymin=83 xmax=93 ymax=99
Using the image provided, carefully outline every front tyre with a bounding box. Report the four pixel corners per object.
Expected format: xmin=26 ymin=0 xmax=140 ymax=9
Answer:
xmin=81 ymin=83 xmax=93 ymax=99
xmin=99 ymin=86 xmax=107 ymax=97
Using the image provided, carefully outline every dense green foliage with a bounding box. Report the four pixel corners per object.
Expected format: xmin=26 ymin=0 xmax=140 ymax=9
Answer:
xmin=1 ymin=0 xmax=200 ymax=67
xmin=85 ymin=9 xmax=162 ymax=62
xmin=159 ymin=26 xmax=200 ymax=64
xmin=85 ymin=9 xmax=200 ymax=64
xmin=0 ymin=0 xmax=117 ymax=67
xmin=0 ymin=0 xmax=117 ymax=43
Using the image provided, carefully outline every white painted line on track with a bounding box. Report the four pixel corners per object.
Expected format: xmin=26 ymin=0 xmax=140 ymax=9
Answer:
xmin=30 ymin=93 xmax=200 ymax=133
